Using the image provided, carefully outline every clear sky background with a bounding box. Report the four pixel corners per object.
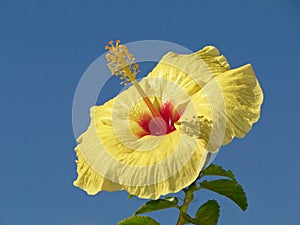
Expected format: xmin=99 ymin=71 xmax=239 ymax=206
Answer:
xmin=0 ymin=1 xmax=299 ymax=225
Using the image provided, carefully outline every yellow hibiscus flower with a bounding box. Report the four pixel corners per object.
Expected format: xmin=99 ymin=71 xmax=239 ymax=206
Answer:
xmin=73 ymin=41 xmax=263 ymax=199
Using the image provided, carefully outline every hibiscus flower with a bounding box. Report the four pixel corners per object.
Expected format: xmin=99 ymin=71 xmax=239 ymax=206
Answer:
xmin=73 ymin=41 xmax=263 ymax=199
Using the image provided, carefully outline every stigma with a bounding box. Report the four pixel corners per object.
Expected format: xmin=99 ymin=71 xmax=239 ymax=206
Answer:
xmin=105 ymin=40 xmax=139 ymax=86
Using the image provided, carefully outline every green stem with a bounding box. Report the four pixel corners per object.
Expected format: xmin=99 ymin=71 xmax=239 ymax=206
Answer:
xmin=176 ymin=182 xmax=197 ymax=225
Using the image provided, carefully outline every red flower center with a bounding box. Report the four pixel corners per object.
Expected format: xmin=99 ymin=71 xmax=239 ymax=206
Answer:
xmin=136 ymin=102 xmax=184 ymax=138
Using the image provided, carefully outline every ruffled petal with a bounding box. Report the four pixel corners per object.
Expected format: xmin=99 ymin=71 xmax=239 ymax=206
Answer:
xmin=214 ymin=64 xmax=263 ymax=144
xmin=194 ymin=46 xmax=230 ymax=73
xmin=146 ymin=46 xmax=230 ymax=95
xmin=73 ymin=146 xmax=122 ymax=194
xmin=188 ymin=64 xmax=263 ymax=148
xmin=123 ymin=141 xmax=207 ymax=199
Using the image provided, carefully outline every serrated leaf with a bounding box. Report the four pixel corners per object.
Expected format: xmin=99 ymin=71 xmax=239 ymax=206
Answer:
xmin=118 ymin=216 xmax=160 ymax=225
xmin=195 ymin=200 xmax=220 ymax=225
xmin=201 ymin=164 xmax=235 ymax=180
xmin=200 ymin=179 xmax=248 ymax=211
xmin=134 ymin=197 xmax=179 ymax=215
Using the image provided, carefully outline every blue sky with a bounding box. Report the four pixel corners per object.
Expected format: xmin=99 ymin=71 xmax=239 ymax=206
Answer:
xmin=0 ymin=1 xmax=299 ymax=225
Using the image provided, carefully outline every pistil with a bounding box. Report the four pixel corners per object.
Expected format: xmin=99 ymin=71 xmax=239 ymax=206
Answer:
xmin=105 ymin=40 xmax=164 ymax=124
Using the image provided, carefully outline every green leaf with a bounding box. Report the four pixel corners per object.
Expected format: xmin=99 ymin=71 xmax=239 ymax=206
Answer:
xmin=127 ymin=194 xmax=135 ymax=199
xmin=118 ymin=216 xmax=160 ymax=225
xmin=200 ymin=179 xmax=248 ymax=211
xmin=195 ymin=200 xmax=220 ymax=225
xmin=201 ymin=164 xmax=235 ymax=180
xmin=134 ymin=197 xmax=179 ymax=215
xmin=182 ymin=212 xmax=197 ymax=224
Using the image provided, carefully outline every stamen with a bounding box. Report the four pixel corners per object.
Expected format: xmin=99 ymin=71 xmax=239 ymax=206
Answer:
xmin=105 ymin=40 xmax=162 ymax=119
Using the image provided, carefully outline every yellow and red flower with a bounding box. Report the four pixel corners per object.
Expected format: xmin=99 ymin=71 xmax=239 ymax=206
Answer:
xmin=73 ymin=41 xmax=263 ymax=199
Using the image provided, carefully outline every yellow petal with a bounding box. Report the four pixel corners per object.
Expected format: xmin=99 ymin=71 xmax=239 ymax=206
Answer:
xmin=147 ymin=46 xmax=230 ymax=95
xmin=189 ymin=64 xmax=263 ymax=148
xmin=195 ymin=47 xmax=263 ymax=144
xmin=195 ymin=46 xmax=230 ymax=73
xmin=123 ymin=141 xmax=207 ymax=199
xmin=74 ymin=139 xmax=207 ymax=199
xmin=73 ymin=146 xmax=122 ymax=195
xmin=215 ymin=64 xmax=263 ymax=144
